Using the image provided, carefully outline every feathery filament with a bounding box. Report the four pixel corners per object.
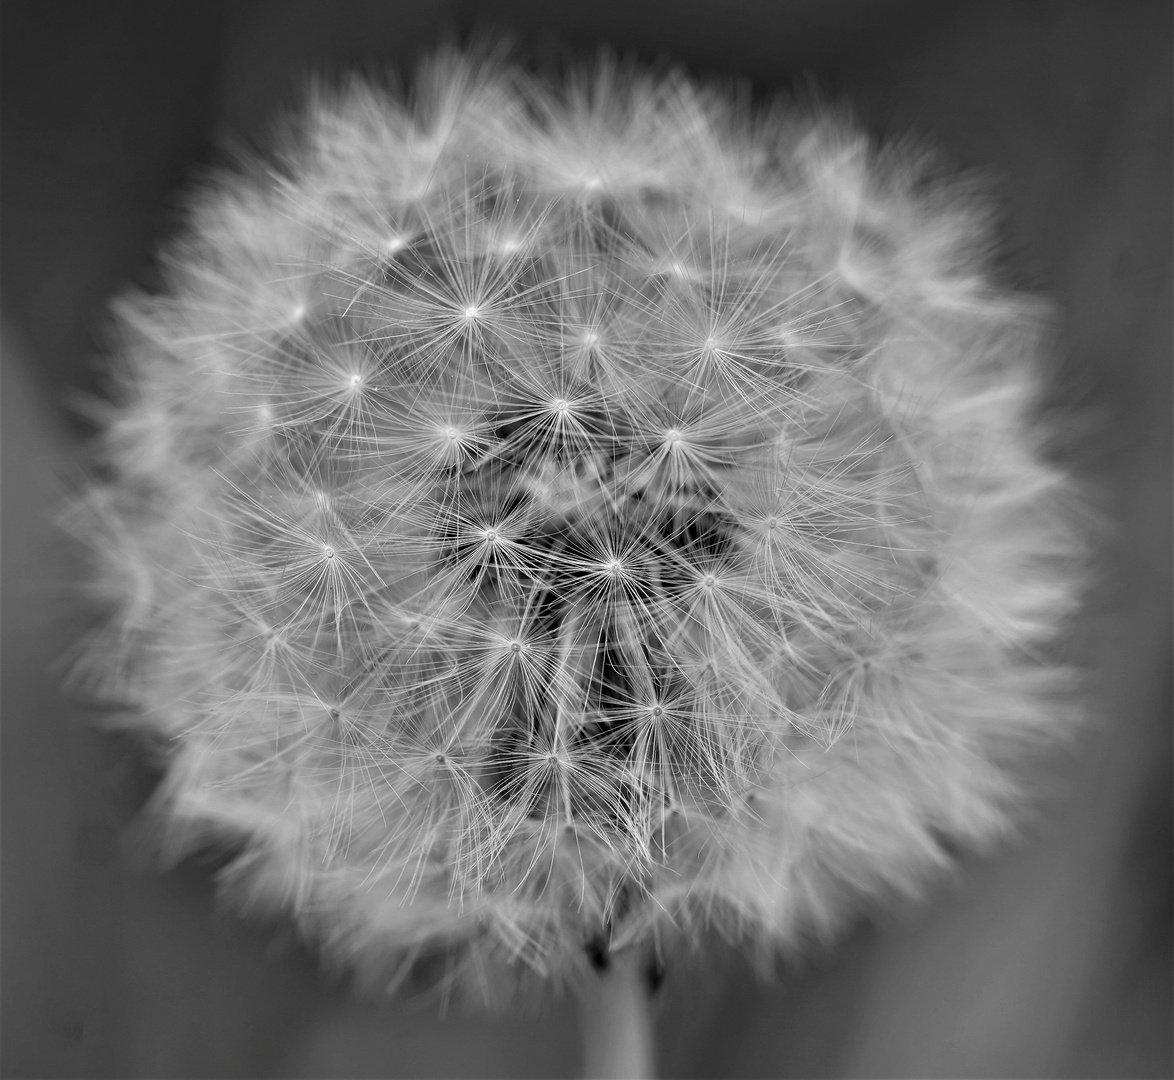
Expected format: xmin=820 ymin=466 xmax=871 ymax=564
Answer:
xmin=73 ymin=50 xmax=1083 ymax=995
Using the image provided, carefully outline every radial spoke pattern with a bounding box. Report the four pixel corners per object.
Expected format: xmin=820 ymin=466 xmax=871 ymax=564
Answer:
xmin=71 ymin=50 xmax=1085 ymax=996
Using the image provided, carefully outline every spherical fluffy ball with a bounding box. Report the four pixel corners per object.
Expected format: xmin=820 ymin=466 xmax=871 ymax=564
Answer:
xmin=74 ymin=49 xmax=1083 ymax=995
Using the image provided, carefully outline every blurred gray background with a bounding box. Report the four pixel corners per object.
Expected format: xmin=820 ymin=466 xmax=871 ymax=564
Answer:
xmin=2 ymin=2 xmax=1170 ymax=1075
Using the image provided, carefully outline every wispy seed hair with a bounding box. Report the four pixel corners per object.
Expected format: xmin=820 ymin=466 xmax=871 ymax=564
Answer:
xmin=69 ymin=48 xmax=1087 ymax=998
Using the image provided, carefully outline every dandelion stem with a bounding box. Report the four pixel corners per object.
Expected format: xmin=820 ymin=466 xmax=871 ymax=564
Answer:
xmin=579 ymin=948 xmax=657 ymax=1079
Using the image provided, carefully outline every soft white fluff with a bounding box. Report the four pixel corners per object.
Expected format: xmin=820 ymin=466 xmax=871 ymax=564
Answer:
xmin=73 ymin=49 xmax=1085 ymax=997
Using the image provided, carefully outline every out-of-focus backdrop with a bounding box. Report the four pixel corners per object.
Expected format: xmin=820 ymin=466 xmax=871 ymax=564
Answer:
xmin=2 ymin=2 xmax=1170 ymax=1076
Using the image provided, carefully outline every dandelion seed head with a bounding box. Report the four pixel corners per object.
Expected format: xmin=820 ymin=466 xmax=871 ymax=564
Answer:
xmin=70 ymin=48 xmax=1087 ymax=1000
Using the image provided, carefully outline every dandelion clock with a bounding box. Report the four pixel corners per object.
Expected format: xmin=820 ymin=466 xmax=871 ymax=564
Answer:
xmin=70 ymin=47 xmax=1085 ymax=1077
